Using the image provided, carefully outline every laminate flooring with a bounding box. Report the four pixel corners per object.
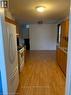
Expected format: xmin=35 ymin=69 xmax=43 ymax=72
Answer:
xmin=16 ymin=51 xmax=65 ymax=95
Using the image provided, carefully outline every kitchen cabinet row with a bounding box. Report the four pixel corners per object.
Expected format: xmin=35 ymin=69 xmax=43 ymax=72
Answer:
xmin=57 ymin=18 xmax=69 ymax=76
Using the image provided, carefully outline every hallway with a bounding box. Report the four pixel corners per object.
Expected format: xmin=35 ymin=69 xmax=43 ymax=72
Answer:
xmin=16 ymin=51 xmax=65 ymax=95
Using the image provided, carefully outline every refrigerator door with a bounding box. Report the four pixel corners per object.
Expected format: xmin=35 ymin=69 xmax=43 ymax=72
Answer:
xmin=5 ymin=22 xmax=19 ymax=95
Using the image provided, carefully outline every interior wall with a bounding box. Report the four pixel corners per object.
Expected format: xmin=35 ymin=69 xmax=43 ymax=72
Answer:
xmin=65 ymin=2 xmax=71 ymax=95
xmin=21 ymin=24 xmax=29 ymax=39
xmin=29 ymin=24 xmax=57 ymax=50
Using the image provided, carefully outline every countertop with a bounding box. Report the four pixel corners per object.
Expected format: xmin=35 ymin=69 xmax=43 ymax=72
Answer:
xmin=57 ymin=44 xmax=67 ymax=54
xmin=17 ymin=45 xmax=26 ymax=51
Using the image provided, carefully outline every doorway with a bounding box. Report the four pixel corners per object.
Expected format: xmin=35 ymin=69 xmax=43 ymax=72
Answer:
xmin=24 ymin=39 xmax=30 ymax=50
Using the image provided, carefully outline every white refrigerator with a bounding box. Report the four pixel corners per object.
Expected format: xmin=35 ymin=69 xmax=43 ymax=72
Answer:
xmin=4 ymin=22 xmax=19 ymax=95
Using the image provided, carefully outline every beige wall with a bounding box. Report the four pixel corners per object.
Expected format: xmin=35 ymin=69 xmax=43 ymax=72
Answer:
xmin=29 ymin=24 xmax=57 ymax=50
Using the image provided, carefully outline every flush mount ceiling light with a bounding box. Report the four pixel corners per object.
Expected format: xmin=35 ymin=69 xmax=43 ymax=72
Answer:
xmin=36 ymin=6 xmax=45 ymax=13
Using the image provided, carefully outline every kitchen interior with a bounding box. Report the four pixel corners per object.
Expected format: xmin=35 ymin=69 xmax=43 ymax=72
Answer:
xmin=16 ymin=18 xmax=69 ymax=77
xmin=15 ymin=17 xmax=69 ymax=95
xmin=5 ymin=12 xmax=69 ymax=95
xmin=0 ymin=0 xmax=70 ymax=95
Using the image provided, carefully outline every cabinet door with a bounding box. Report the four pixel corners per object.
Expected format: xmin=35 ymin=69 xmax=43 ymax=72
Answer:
xmin=60 ymin=22 xmax=65 ymax=47
xmin=65 ymin=19 xmax=69 ymax=37
xmin=60 ymin=19 xmax=69 ymax=47
xmin=61 ymin=21 xmax=66 ymax=37
xmin=62 ymin=52 xmax=67 ymax=76
xmin=57 ymin=48 xmax=62 ymax=68
xmin=61 ymin=19 xmax=69 ymax=38
xmin=57 ymin=48 xmax=67 ymax=76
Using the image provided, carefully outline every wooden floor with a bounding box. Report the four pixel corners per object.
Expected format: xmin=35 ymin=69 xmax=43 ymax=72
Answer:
xmin=16 ymin=51 xmax=65 ymax=95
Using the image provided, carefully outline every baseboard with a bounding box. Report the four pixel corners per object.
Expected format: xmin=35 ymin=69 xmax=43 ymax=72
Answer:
xmin=29 ymin=50 xmax=56 ymax=53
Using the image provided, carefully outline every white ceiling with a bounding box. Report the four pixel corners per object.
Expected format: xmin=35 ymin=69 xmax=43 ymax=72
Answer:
xmin=9 ymin=0 xmax=70 ymax=24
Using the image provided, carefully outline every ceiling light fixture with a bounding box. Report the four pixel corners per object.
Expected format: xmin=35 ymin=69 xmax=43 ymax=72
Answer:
xmin=36 ymin=6 xmax=45 ymax=13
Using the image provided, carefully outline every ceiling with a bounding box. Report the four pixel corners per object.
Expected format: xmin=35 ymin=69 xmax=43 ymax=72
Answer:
xmin=9 ymin=0 xmax=70 ymax=24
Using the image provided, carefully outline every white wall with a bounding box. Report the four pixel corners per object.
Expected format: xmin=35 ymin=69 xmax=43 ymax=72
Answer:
xmin=65 ymin=1 xmax=71 ymax=95
xmin=29 ymin=24 xmax=57 ymax=50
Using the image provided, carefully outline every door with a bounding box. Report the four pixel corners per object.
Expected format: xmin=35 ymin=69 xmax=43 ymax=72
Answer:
xmin=24 ymin=39 xmax=30 ymax=50
xmin=5 ymin=22 xmax=19 ymax=94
